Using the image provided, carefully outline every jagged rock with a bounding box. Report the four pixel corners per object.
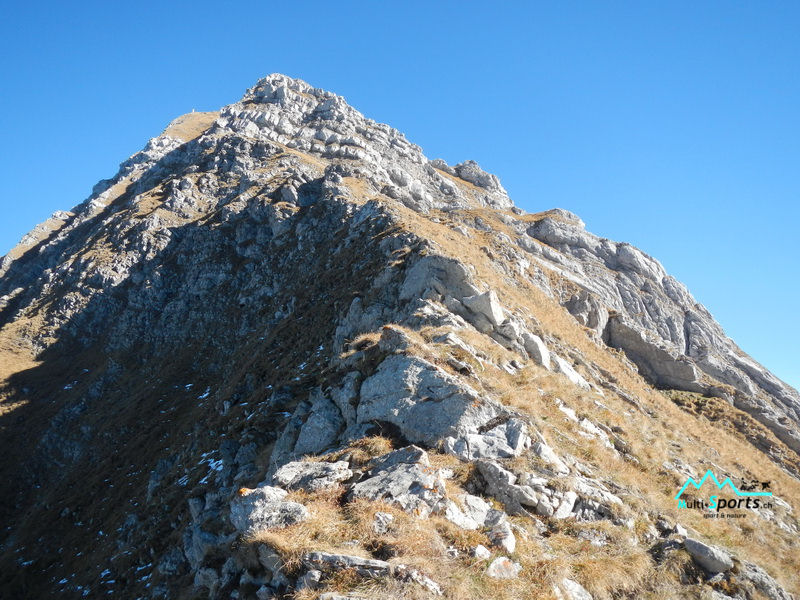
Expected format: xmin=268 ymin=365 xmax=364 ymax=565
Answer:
xmin=442 ymin=491 xmax=497 ymax=530
xmin=531 ymin=438 xmax=570 ymax=474
xmin=400 ymin=255 xmax=479 ymax=301
xmin=1 ymin=71 xmax=798 ymax=600
xmin=229 ymin=486 xmax=309 ymax=534
xmin=673 ymin=523 xmax=688 ymax=537
xmin=486 ymin=557 xmax=522 ymax=579
xmin=460 ymin=493 xmax=493 ymax=525
xmin=683 ymin=538 xmax=734 ymax=573
xmin=357 ymin=354 xmax=500 ymax=446
xmin=553 ymin=491 xmax=578 ymax=519
xmin=443 ymin=500 xmax=481 ymax=530
xmin=372 ymin=511 xmax=394 ymax=535
xmin=462 ymin=290 xmax=506 ymax=327
xmin=183 ymin=524 xmax=224 ymax=570
xmin=442 ymin=417 xmax=531 ymax=460
xmin=257 ymin=544 xmax=290 ymax=588
xmin=349 ymin=446 xmax=447 ymax=516
xmin=394 ymin=564 xmax=443 ymax=595
xmin=564 ymin=290 xmax=609 ymax=334
xmin=522 ymin=332 xmax=551 ymax=369
xmin=454 ymin=160 xmax=509 ymax=200
xmin=552 ymin=355 xmax=591 ymax=390
xmin=302 ymin=551 xmax=391 ymax=577
xmin=606 ymin=317 xmax=704 ymax=392
xmin=476 ymin=460 xmax=539 ymax=515
xmin=294 ymin=392 xmax=345 ymax=455
xmin=472 ymin=544 xmax=492 ymax=559
xmin=272 ymin=460 xmax=352 ymax=491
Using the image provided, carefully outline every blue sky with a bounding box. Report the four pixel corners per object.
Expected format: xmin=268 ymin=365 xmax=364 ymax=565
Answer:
xmin=0 ymin=2 xmax=797 ymax=390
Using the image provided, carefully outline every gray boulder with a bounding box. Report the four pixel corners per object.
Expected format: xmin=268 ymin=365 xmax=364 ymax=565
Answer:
xmin=294 ymin=393 xmax=345 ymax=455
xmin=462 ymin=290 xmax=506 ymax=327
xmin=443 ymin=493 xmax=493 ymax=530
xmin=683 ymin=537 xmax=734 ymax=573
xmin=372 ymin=511 xmax=395 ymax=535
xmin=272 ymin=460 xmax=352 ymax=492
xmin=229 ymin=486 xmax=309 ymax=534
xmin=400 ymin=255 xmax=479 ymax=301
xmin=488 ymin=518 xmax=516 ymax=553
xmin=357 ymin=354 xmax=500 ymax=446
xmin=486 ymin=556 xmax=522 ymax=579
xmin=522 ymin=332 xmax=551 ymax=369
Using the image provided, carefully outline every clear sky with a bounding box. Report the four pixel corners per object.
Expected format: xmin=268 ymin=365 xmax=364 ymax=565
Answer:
xmin=0 ymin=2 xmax=797 ymax=390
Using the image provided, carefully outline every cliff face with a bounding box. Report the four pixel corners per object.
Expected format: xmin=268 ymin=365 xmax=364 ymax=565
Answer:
xmin=0 ymin=74 xmax=797 ymax=600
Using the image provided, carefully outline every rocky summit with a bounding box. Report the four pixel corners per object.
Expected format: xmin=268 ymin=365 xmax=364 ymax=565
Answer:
xmin=0 ymin=74 xmax=798 ymax=600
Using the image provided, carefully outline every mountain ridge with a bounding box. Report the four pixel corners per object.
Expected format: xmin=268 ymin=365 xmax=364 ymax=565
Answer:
xmin=0 ymin=73 xmax=797 ymax=600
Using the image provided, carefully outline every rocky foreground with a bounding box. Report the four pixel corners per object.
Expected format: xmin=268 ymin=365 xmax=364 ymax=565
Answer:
xmin=0 ymin=74 xmax=797 ymax=599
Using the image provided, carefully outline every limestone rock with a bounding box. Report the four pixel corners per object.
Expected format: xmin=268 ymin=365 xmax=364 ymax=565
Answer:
xmin=683 ymin=537 xmax=734 ymax=573
xmin=488 ymin=519 xmax=516 ymax=553
xmin=442 ymin=417 xmax=531 ymax=461
xmin=400 ymin=255 xmax=479 ymax=301
xmin=294 ymin=393 xmax=345 ymax=455
xmin=272 ymin=460 xmax=352 ymax=492
xmin=349 ymin=446 xmax=447 ymax=517
xmin=553 ymin=491 xmax=578 ymax=519
xmin=476 ymin=459 xmax=539 ymax=515
xmin=737 ymin=561 xmax=794 ymax=600
xmin=522 ymin=332 xmax=551 ymax=369
xmin=462 ymin=290 xmax=506 ymax=327
xmin=229 ymin=486 xmax=309 ymax=534
xmin=301 ymin=551 xmax=391 ymax=578
xmin=486 ymin=557 xmax=522 ymax=579
xmin=552 ymin=355 xmax=591 ymax=390
xmin=372 ymin=511 xmax=395 ymax=535
xmin=556 ymin=578 xmax=594 ymax=600
xmin=606 ymin=317 xmax=704 ymax=392
xmin=357 ymin=354 xmax=500 ymax=446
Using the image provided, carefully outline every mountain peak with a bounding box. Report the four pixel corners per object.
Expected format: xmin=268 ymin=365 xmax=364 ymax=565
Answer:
xmin=0 ymin=75 xmax=797 ymax=599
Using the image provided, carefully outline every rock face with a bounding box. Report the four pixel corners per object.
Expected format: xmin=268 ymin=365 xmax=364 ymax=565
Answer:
xmin=524 ymin=215 xmax=800 ymax=453
xmin=0 ymin=74 xmax=797 ymax=600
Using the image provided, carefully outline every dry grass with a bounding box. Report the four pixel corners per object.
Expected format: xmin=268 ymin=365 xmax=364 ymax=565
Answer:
xmin=329 ymin=185 xmax=800 ymax=594
xmin=163 ymin=111 xmax=220 ymax=142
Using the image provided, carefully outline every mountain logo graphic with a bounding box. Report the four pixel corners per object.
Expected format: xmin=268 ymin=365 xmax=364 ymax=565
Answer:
xmin=674 ymin=470 xmax=773 ymax=500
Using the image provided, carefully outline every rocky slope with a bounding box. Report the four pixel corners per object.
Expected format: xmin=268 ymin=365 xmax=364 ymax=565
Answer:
xmin=0 ymin=74 xmax=797 ymax=600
